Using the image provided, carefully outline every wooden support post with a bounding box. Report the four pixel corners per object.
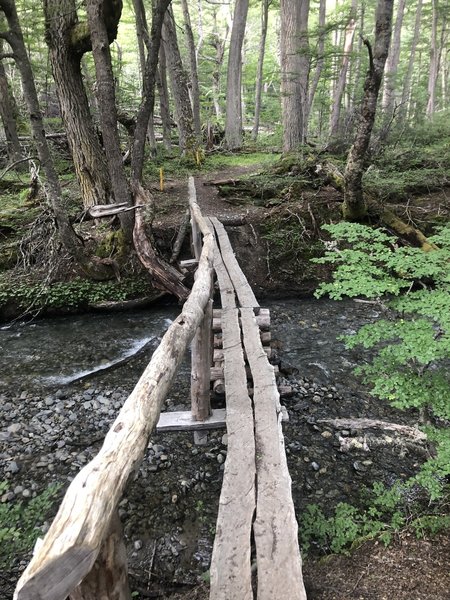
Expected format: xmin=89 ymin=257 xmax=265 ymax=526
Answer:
xmin=191 ymin=294 xmax=213 ymax=421
xmin=69 ymin=512 xmax=130 ymax=600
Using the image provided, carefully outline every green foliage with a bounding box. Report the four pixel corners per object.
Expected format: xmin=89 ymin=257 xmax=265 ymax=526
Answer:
xmin=0 ymin=481 xmax=61 ymax=569
xmin=0 ymin=277 xmax=154 ymax=313
xmin=300 ymin=481 xmax=450 ymax=556
xmin=313 ymin=221 xmax=450 ymax=505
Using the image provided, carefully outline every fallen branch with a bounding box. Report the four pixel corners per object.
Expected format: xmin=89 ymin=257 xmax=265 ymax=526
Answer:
xmin=317 ymin=418 xmax=427 ymax=442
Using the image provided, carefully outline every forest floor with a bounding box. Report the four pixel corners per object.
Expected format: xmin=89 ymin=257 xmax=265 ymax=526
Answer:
xmin=154 ymin=163 xmax=450 ymax=600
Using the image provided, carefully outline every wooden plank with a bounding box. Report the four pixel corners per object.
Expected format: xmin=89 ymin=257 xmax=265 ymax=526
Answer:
xmin=209 ymin=308 xmax=256 ymax=600
xmin=240 ymin=308 xmax=307 ymax=600
xmin=214 ymin=346 xmax=271 ymax=362
xmin=210 ymin=217 xmax=259 ymax=308
xmin=156 ymin=409 xmax=226 ymax=432
xmin=205 ymin=217 xmax=236 ymax=310
xmin=14 ymin=181 xmax=216 ymax=600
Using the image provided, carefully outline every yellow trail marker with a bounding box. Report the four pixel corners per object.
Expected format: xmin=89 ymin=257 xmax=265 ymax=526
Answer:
xmin=159 ymin=167 xmax=164 ymax=191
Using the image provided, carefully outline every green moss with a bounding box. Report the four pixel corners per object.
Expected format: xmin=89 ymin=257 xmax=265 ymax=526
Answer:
xmin=95 ymin=229 xmax=127 ymax=259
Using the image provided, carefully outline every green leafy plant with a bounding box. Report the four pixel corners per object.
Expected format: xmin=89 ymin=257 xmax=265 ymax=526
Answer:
xmin=304 ymin=222 xmax=450 ymax=551
xmin=0 ymin=482 xmax=61 ymax=569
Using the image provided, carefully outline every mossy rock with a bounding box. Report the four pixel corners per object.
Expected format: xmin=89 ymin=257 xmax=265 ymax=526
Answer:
xmin=95 ymin=229 xmax=128 ymax=259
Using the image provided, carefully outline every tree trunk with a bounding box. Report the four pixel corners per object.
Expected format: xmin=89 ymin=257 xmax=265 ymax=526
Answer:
xmin=224 ymin=0 xmax=249 ymax=150
xmin=307 ymin=0 xmax=326 ymax=123
xmin=86 ymin=0 xmax=134 ymax=239
xmin=343 ymin=0 xmax=394 ymax=220
xmin=42 ymin=0 xmax=112 ymax=210
xmin=131 ymin=0 xmax=171 ymax=184
xmin=280 ymin=0 xmax=310 ymax=151
xmin=329 ymin=0 xmax=357 ymax=141
xmin=157 ymin=44 xmax=172 ymax=151
xmin=426 ymin=0 xmax=439 ymax=116
xmin=162 ymin=6 xmax=196 ymax=155
xmin=400 ymin=0 xmax=423 ymax=120
xmin=0 ymin=51 xmax=22 ymax=165
xmin=251 ymin=0 xmax=270 ymax=141
xmin=381 ymin=0 xmax=406 ymax=116
xmin=180 ymin=0 xmax=201 ymax=141
xmin=210 ymin=12 xmax=228 ymax=120
xmin=0 ymin=0 xmax=113 ymax=279
xmin=132 ymin=0 xmax=148 ymax=86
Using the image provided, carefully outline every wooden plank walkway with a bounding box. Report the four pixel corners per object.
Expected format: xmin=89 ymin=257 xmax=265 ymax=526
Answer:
xmin=206 ymin=195 xmax=307 ymax=599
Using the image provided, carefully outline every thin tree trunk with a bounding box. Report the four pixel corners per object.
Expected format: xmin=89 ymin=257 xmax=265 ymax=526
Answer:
xmin=157 ymin=45 xmax=172 ymax=150
xmin=280 ymin=0 xmax=310 ymax=151
xmin=351 ymin=1 xmax=366 ymax=107
xmin=307 ymin=0 xmax=326 ymax=123
xmin=131 ymin=0 xmax=171 ymax=184
xmin=180 ymin=0 xmax=201 ymax=141
xmin=132 ymin=0 xmax=148 ymax=88
xmin=210 ymin=12 xmax=228 ymax=120
xmin=224 ymin=0 xmax=249 ymax=150
xmin=381 ymin=0 xmax=406 ymax=115
xmin=0 ymin=51 xmax=22 ymax=165
xmin=251 ymin=0 xmax=270 ymax=141
xmin=162 ymin=6 xmax=196 ymax=154
xmin=400 ymin=0 xmax=423 ymax=120
xmin=329 ymin=0 xmax=357 ymax=141
xmin=86 ymin=0 xmax=133 ymax=239
xmin=0 ymin=0 xmax=113 ymax=279
xmin=426 ymin=0 xmax=439 ymax=116
xmin=343 ymin=0 xmax=394 ymax=220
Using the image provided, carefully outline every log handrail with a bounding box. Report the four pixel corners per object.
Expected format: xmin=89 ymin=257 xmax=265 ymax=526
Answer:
xmin=14 ymin=179 xmax=214 ymax=600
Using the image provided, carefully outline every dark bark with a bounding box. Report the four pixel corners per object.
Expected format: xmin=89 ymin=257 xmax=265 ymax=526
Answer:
xmin=131 ymin=0 xmax=171 ymax=183
xmin=0 ymin=0 xmax=113 ymax=279
xmin=225 ymin=0 xmax=249 ymax=150
xmin=280 ymin=0 xmax=310 ymax=150
xmin=251 ymin=0 xmax=270 ymax=141
xmin=157 ymin=44 xmax=172 ymax=150
xmin=42 ymin=0 xmax=111 ymax=209
xmin=162 ymin=6 xmax=196 ymax=155
xmin=343 ymin=0 xmax=394 ymax=220
xmin=180 ymin=0 xmax=201 ymax=141
xmin=86 ymin=0 xmax=133 ymax=239
xmin=0 ymin=44 xmax=22 ymax=165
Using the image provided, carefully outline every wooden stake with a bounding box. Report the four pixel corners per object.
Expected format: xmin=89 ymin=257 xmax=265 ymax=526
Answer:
xmin=191 ymin=296 xmax=213 ymax=421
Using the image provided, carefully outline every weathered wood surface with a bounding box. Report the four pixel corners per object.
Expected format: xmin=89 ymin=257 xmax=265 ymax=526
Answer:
xmin=88 ymin=202 xmax=144 ymax=218
xmin=213 ymin=310 xmax=270 ymax=332
xmin=156 ymin=409 xmax=226 ymax=432
xmin=205 ymin=216 xmax=236 ymax=310
xmin=213 ymin=346 xmax=271 ymax=362
xmin=69 ymin=513 xmax=130 ymax=600
xmin=317 ymin=418 xmax=427 ymax=442
xmin=240 ymin=307 xmax=307 ymax=600
xmin=210 ymin=216 xmax=259 ymax=308
xmin=191 ymin=296 xmax=213 ymax=421
xmin=210 ymin=364 xmax=279 ymax=381
xmin=14 ymin=184 xmax=215 ymax=600
xmin=209 ymin=308 xmax=256 ymax=600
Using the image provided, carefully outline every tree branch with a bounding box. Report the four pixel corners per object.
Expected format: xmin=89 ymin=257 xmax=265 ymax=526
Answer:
xmin=362 ymin=36 xmax=374 ymax=73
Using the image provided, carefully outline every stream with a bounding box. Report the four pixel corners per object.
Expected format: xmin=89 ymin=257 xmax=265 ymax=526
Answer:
xmin=0 ymin=298 xmax=429 ymax=594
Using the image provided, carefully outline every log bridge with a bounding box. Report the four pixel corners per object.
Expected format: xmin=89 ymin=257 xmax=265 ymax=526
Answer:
xmin=14 ymin=177 xmax=307 ymax=600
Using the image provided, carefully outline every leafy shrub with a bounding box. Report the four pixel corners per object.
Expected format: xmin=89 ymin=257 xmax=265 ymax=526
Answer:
xmin=305 ymin=222 xmax=450 ymax=551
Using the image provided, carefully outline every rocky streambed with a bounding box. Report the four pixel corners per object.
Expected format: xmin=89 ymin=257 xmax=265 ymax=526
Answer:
xmin=0 ymin=298 xmax=430 ymax=598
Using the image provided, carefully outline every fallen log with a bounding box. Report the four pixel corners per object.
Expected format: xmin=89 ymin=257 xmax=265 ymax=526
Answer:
xmin=88 ymin=203 xmax=145 ymax=219
xmin=317 ymin=418 xmax=427 ymax=442
xmin=132 ymin=183 xmax=190 ymax=301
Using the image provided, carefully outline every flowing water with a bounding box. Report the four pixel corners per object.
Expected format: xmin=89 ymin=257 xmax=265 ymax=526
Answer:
xmin=0 ymin=297 xmax=383 ymax=395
